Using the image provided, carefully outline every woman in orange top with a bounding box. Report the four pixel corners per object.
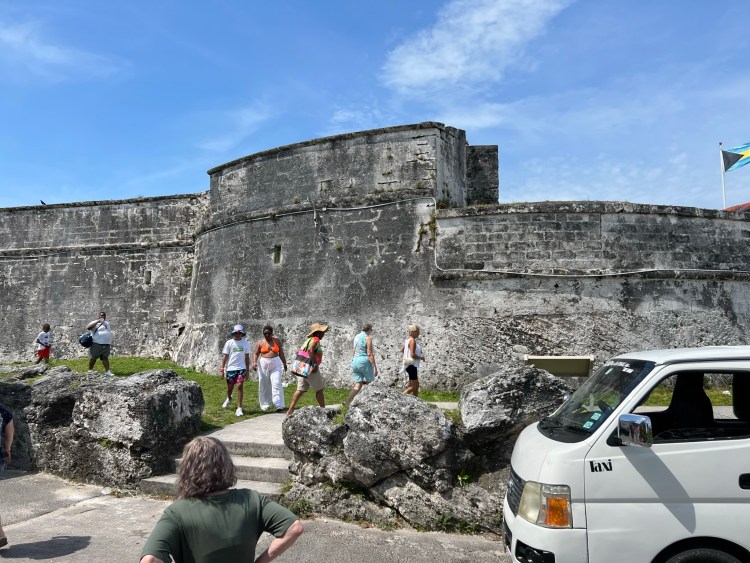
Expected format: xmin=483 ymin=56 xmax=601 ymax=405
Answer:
xmin=252 ymin=325 xmax=288 ymax=412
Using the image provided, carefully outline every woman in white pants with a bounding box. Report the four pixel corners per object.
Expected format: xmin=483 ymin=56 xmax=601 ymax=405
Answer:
xmin=252 ymin=325 xmax=288 ymax=412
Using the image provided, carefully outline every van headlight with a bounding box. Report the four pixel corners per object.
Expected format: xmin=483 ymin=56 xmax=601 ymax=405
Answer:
xmin=517 ymin=481 xmax=572 ymax=528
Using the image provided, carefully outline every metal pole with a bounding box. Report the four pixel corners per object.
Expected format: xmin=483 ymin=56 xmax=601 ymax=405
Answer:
xmin=720 ymin=142 xmax=727 ymax=209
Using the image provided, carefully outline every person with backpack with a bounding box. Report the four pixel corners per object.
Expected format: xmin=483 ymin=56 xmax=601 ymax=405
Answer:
xmin=286 ymin=323 xmax=329 ymax=416
xmin=87 ymin=312 xmax=114 ymax=376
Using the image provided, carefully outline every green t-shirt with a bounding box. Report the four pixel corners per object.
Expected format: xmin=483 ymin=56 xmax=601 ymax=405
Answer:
xmin=141 ymin=488 xmax=297 ymax=563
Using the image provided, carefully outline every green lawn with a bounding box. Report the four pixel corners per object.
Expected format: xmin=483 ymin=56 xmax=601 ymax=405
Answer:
xmin=6 ymin=357 xmax=459 ymax=430
xmin=642 ymin=386 xmax=732 ymax=407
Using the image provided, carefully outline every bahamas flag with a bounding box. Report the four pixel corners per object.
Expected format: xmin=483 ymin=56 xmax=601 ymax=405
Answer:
xmin=722 ymin=142 xmax=750 ymax=172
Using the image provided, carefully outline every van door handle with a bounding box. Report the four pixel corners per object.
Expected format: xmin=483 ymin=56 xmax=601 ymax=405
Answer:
xmin=740 ymin=474 xmax=750 ymax=489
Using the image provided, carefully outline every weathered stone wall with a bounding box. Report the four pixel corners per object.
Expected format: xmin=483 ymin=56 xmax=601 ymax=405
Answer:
xmin=204 ymin=122 xmax=461 ymax=225
xmin=178 ymin=200 xmax=437 ymax=376
xmin=0 ymin=195 xmax=202 ymax=362
xmin=466 ymin=146 xmax=499 ymax=205
xmin=437 ymin=201 xmax=750 ymax=273
xmin=1 ymin=123 xmax=749 ymax=391
xmin=177 ymin=123 xmax=468 ymax=375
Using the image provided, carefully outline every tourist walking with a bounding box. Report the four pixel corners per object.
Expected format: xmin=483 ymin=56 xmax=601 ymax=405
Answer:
xmin=220 ymin=324 xmax=251 ymax=417
xmin=286 ymin=323 xmax=329 ymax=416
xmin=253 ymin=325 xmax=288 ymax=413
xmin=401 ymin=324 xmax=424 ymax=397
xmin=87 ymin=312 xmax=114 ymax=376
xmin=140 ymin=436 xmax=304 ymax=563
xmin=344 ymin=323 xmax=378 ymax=406
xmin=0 ymin=403 xmax=15 ymax=548
xmin=34 ymin=323 xmax=51 ymax=364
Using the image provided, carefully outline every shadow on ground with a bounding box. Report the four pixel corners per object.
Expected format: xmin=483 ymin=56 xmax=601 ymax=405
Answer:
xmin=0 ymin=536 xmax=91 ymax=559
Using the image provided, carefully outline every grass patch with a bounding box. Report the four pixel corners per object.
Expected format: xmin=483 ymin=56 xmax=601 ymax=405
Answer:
xmin=279 ymin=497 xmax=313 ymax=518
xmin=4 ymin=357 xmax=461 ymax=430
xmin=642 ymin=387 xmax=732 ymax=407
xmin=444 ymin=408 xmax=462 ymax=425
xmin=418 ymin=388 xmax=460 ymax=402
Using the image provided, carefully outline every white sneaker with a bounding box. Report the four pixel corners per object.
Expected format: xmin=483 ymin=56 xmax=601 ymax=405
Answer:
xmin=222 ymin=398 xmax=231 ymax=409
xmin=260 ymin=405 xmax=270 ymax=412
xmin=235 ymin=407 xmax=244 ymax=417
xmin=104 ymin=370 xmax=114 ymax=377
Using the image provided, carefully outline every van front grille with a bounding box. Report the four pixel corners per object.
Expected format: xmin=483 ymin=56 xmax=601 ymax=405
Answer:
xmin=506 ymin=467 xmax=525 ymax=516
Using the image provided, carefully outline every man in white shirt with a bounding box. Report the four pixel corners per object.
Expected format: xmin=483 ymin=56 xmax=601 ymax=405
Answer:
xmin=87 ymin=311 xmax=114 ymax=376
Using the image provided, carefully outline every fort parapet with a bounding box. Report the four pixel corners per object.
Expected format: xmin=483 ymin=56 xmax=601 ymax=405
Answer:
xmin=2 ymin=123 xmax=749 ymax=388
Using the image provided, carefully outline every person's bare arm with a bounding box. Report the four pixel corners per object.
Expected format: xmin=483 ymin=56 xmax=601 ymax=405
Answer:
xmin=255 ymin=520 xmax=304 ymax=563
xmin=4 ymin=419 xmax=14 ymax=464
xmin=277 ymin=338 xmax=288 ymax=371
xmin=253 ymin=341 xmax=261 ymax=371
xmin=220 ymin=353 xmax=228 ymax=378
xmin=140 ymin=556 xmax=165 ymax=563
xmin=366 ymin=336 xmax=378 ymax=375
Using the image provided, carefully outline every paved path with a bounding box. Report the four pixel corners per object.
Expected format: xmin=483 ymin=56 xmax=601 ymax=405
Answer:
xmin=0 ymin=403 xmax=511 ymax=563
xmin=0 ymin=472 xmax=508 ymax=562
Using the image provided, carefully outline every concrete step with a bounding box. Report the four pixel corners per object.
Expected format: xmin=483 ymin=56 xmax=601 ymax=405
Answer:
xmin=221 ymin=440 xmax=293 ymax=460
xmin=171 ymin=455 xmax=290 ymax=483
xmin=139 ymin=474 xmax=283 ymax=500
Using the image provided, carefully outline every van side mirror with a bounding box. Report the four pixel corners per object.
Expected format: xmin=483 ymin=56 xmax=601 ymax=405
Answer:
xmin=617 ymin=414 xmax=653 ymax=447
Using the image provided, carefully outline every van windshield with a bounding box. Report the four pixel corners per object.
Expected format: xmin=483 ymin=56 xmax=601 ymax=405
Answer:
xmin=538 ymin=359 xmax=655 ymax=442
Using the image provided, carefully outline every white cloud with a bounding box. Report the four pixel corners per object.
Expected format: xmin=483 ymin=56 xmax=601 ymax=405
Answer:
xmin=381 ymin=0 xmax=570 ymax=95
xmin=197 ymin=103 xmax=275 ymax=152
xmin=0 ymin=21 xmax=123 ymax=80
xmin=324 ymin=103 xmax=395 ymax=136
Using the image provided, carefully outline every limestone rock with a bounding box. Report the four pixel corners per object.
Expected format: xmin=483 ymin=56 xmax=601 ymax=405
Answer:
xmin=281 ymin=482 xmax=397 ymax=525
xmin=282 ymin=406 xmax=346 ymax=458
xmin=459 ymin=365 xmax=571 ymax=444
xmin=0 ymin=363 xmax=50 ymax=380
xmin=24 ymin=369 xmax=203 ymax=488
xmin=342 ymin=386 xmax=455 ymax=487
xmin=371 ymin=473 xmax=504 ymax=533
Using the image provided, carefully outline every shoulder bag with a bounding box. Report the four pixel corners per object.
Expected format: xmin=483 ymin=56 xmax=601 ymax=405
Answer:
xmin=79 ymin=321 xmax=101 ymax=348
xmin=291 ymin=337 xmax=318 ymax=378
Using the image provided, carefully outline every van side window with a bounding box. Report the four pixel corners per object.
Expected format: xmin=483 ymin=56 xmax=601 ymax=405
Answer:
xmin=634 ymin=371 xmax=750 ymax=442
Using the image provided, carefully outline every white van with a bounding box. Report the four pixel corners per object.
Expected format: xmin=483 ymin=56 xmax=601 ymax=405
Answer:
xmin=503 ymin=346 xmax=750 ymax=563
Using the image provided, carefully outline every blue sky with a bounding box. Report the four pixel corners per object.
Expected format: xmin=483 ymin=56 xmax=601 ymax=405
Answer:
xmin=1 ymin=0 xmax=748 ymax=210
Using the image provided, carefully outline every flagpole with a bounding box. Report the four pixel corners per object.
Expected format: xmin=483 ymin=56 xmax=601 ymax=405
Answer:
xmin=720 ymin=142 xmax=726 ymax=209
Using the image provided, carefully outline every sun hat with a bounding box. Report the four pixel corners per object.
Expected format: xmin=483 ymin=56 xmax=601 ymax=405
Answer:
xmin=307 ymin=323 xmax=330 ymax=337
xmin=231 ymin=324 xmax=245 ymax=335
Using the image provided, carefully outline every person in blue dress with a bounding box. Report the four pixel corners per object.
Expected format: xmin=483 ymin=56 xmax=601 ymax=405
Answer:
xmin=344 ymin=323 xmax=378 ymax=406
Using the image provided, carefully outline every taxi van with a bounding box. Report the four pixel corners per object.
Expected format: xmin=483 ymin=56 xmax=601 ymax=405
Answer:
xmin=503 ymin=346 xmax=750 ymax=563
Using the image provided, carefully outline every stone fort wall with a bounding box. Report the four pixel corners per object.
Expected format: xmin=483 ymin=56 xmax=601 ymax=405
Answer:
xmin=2 ymin=123 xmax=749 ymax=389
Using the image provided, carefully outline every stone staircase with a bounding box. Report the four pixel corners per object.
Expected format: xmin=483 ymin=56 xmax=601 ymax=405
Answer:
xmin=139 ymin=402 xmax=458 ymax=499
xmin=140 ymin=412 xmax=291 ymax=500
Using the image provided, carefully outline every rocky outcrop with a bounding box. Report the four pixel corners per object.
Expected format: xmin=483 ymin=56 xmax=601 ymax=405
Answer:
xmin=281 ymin=367 xmax=571 ymax=533
xmin=0 ymin=367 xmax=204 ymax=487
xmin=0 ymin=363 xmax=49 ymax=380
xmin=460 ymin=366 xmax=571 ymax=444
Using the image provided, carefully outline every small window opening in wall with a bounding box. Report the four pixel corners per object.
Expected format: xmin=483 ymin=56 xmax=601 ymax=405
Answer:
xmin=274 ymin=245 xmax=282 ymax=264
xmin=144 ymin=271 xmax=152 ymax=284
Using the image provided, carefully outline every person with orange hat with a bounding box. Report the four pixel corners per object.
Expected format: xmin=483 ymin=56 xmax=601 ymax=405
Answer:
xmin=286 ymin=323 xmax=329 ymax=416
xmin=219 ymin=324 xmax=251 ymax=417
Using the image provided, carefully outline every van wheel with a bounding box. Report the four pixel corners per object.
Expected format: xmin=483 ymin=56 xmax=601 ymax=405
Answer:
xmin=665 ymin=548 xmax=741 ymax=563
